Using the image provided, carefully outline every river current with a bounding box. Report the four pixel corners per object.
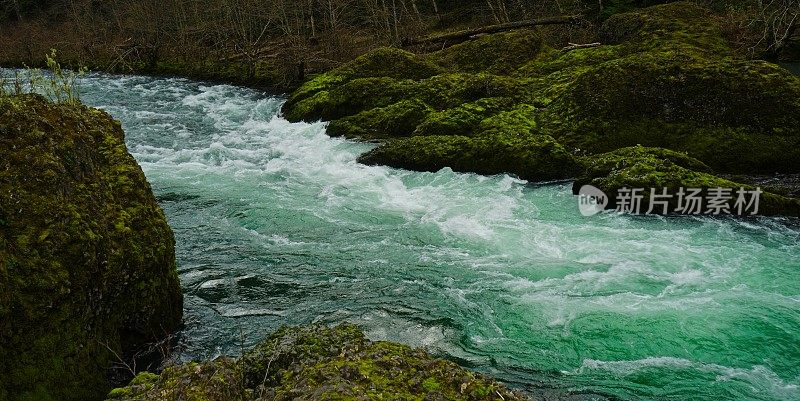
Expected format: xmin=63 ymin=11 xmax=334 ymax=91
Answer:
xmin=73 ymin=73 xmax=800 ymax=401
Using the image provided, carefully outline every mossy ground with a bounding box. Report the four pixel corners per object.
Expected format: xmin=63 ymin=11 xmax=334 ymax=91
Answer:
xmin=106 ymin=324 xmax=528 ymax=401
xmin=0 ymin=94 xmax=183 ymax=401
xmin=280 ymin=2 xmax=800 ymax=215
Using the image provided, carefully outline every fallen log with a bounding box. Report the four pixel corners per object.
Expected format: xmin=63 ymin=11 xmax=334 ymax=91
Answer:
xmin=403 ymin=15 xmax=581 ymax=47
xmin=562 ymin=42 xmax=602 ymax=52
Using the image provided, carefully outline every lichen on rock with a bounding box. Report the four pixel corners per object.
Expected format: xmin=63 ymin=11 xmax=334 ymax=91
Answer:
xmin=106 ymin=324 xmax=528 ymax=401
xmin=0 ymin=94 xmax=183 ymax=401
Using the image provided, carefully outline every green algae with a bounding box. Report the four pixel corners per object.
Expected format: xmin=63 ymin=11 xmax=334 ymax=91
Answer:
xmin=106 ymin=324 xmax=527 ymax=401
xmin=0 ymin=94 xmax=183 ymax=401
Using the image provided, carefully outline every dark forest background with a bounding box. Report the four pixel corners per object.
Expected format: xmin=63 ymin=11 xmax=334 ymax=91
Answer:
xmin=0 ymin=0 xmax=797 ymax=90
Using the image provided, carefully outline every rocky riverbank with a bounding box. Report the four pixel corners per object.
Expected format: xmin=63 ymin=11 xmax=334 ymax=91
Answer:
xmin=106 ymin=324 xmax=529 ymax=401
xmin=282 ymin=2 xmax=800 ymax=216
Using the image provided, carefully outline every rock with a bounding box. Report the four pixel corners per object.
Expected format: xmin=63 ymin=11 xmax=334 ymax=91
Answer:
xmin=281 ymin=2 xmax=800 ymax=214
xmin=429 ymin=29 xmax=546 ymax=75
xmin=359 ymin=133 xmax=581 ymax=182
xmin=573 ymin=146 xmax=800 ymax=216
xmin=106 ymin=324 xmax=529 ymax=401
xmin=282 ymin=48 xmax=443 ymax=120
xmin=0 ymin=94 xmax=183 ymax=401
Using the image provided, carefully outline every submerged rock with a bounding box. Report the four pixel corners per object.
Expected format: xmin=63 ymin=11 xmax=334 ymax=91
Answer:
xmin=281 ymin=2 xmax=800 ymax=207
xmin=106 ymin=324 xmax=529 ymax=401
xmin=0 ymin=94 xmax=183 ymax=401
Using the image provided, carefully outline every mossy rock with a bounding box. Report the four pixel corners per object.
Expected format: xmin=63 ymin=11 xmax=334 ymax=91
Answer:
xmin=283 ymin=48 xmax=444 ymax=117
xmin=0 ymin=94 xmax=183 ymax=401
xmin=541 ymin=54 xmax=800 ymax=172
xmin=282 ymin=2 xmax=800 ymax=202
xmin=412 ymin=97 xmax=517 ymax=137
xmin=574 ymin=146 xmax=800 ymax=215
xmin=359 ymin=133 xmax=581 ymax=182
xmin=284 ymin=72 xmax=528 ymax=124
xmin=106 ymin=324 xmax=528 ymax=401
xmin=283 ymin=77 xmax=418 ymax=122
xmin=326 ymin=99 xmax=434 ymax=140
xmin=597 ymin=1 xmax=730 ymax=56
xmin=430 ymin=29 xmax=547 ymax=75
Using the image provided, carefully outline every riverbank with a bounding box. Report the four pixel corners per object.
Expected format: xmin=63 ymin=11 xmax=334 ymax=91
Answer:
xmin=282 ymin=2 xmax=800 ymax=216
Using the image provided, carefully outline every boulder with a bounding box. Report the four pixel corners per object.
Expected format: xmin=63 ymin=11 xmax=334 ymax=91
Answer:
xmin=0 ymin=94 xmax=183 ymax=401
xmin=106 ymin=324 xmax=529 ymax=401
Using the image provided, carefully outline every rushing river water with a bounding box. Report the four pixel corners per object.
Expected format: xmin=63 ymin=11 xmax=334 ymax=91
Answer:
xmin=67 ymin=73 xmax=800 ymax=400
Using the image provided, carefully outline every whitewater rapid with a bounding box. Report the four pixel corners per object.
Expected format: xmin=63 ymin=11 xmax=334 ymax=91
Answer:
xmin=73 ymin=73 xmax=800 ymax=401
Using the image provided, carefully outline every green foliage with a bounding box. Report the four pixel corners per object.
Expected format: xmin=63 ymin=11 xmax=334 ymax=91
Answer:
xmin=0 ymin=49 xmax=86 ymax=104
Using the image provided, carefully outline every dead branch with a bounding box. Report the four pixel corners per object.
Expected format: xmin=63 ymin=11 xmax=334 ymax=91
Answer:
xmin=561 ymin=42 xmax=601 ymax=52
xmin=403 ymin=15 xmax=580 ymax=47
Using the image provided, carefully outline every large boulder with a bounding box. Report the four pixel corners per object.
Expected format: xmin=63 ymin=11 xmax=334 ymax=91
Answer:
xmin=0 ymin=94 xmax=183 ymax=401
xmin=106 ymin=324 xmax=529 ymax=401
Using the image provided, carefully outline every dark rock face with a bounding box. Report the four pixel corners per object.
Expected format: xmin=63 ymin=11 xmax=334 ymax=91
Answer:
xmin=0 ymin=94 xmax=183 ymax=401
xmin=106 ymin=324 xmax=530 ymax=401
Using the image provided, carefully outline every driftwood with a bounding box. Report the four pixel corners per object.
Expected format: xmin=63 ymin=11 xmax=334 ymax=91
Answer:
xmin=561 ymin=42 xmax=602 ymax=52
xmin=403 ymin=15 xmax=580 ymax=47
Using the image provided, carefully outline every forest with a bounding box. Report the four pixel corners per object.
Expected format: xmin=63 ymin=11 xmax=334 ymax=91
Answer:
xmin=1 ymin=0 xmax=798 ymax=89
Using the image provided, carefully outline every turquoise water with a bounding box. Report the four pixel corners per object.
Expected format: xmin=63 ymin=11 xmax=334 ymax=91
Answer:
xmin=76 ymin=74 xmax=799 ymax=400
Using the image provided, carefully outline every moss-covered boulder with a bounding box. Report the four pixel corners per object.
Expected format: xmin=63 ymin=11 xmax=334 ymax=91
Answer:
xmin=282 ymin=48 xmax=443 ymax=120
xmin=326 ymin=99 xmax=434 ymax=140
xmin=359 ymin=133 xmax=581 ymax=182
xmin=429 ymin=29 xmax=546 ymax=74
xmin=106 ymin=324 xmax=528 ymax=401
xmin=541 ymin=53 xmax=800 ymax=172
xmin=0 ymin=94 xmax=183 ymax=401
xmin=574 ymin=146 xmax=800 ymax=215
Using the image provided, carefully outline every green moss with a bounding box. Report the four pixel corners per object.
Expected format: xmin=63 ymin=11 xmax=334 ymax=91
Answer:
xmin=574 ymin=146 xmax=800 ymax=215
xmin=106 ymin=324 xmax=526 ymax=401
xmin=413 ymin=97 xmax=516 ymax=137
xmin=541 ymin=55 xmax=800 ymax=172
xmin=326 ymin=99 xmax=434 ymax=139
xmin=284 ymin=48 xmax=443 ymax=116
xmin=597 ymin=1 xmax=730 ymax=55
xmin=283 ymin=77 xmax=418 ymax=122
xmin=0 ymin=94 xmax=183 ymax=401
xmin=430 ymin=29 xmax=547 ymax=75
xmin=279 ymin=1 xmax=800 ymax=206
xmin=359 ymin=133 xmax=581 ymax=182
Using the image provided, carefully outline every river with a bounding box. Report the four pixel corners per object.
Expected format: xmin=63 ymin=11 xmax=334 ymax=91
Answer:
xmin=73 ymin=73 xmax=800 ymax=401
